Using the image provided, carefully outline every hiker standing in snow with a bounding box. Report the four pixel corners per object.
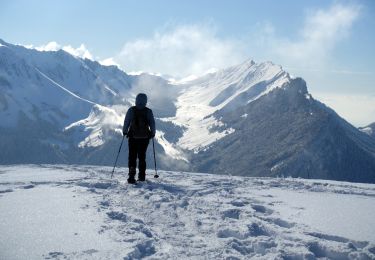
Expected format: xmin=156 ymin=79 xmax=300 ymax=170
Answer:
xmin=123 ymin=93 xmax=156 ymax=184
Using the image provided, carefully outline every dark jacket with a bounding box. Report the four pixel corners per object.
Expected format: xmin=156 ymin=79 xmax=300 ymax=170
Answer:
xmin=123 ymin=94 xmax=156 ymax=137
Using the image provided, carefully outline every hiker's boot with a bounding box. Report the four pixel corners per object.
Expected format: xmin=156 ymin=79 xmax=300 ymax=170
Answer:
xmin=138 ymin=170 xmax=146 ymax=182
xmin=127 ymin=167 xmax=136 ymax=184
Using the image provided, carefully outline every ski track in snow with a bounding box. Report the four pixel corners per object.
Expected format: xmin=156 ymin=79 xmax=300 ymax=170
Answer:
xmin=0 ymin=165 xmax=375 ymax=259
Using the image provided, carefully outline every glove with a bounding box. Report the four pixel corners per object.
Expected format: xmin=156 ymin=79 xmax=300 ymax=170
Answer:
xmin=123 ymin=131 xmax=128 ymax=138
xmin=149 ymin=133 xmax=155 ymax=139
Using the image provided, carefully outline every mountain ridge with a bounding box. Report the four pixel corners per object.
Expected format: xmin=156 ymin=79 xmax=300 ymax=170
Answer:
xmin=359 ymin=122 xmax=375 ymax=139
xmin=1 ymin=39 xmax=374 ymax=183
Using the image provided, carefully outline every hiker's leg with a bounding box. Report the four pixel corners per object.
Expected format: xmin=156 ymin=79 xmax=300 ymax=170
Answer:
xmin=128 ymin=138 xmax=137 ymax=182
xmin=137 ymin=138 xmax=150 ymax=181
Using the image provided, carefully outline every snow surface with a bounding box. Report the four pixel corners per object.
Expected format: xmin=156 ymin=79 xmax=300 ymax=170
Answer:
xmin=1 ymin=165 xmax=374 ymax=259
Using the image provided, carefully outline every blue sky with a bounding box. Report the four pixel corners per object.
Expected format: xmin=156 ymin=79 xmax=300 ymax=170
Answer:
xmin=0 ymin=0 xmax=374 ymax=125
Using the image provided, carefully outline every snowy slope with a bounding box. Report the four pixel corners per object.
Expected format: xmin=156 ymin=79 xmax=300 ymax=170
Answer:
xmin=167 ymin=60 xmax=290 ymax=152
xmin=0 ymin=43 xmax=91 ymax=127
xmin=192 ymin=77 xmax=375 ymax=182
xmin=0 ymin=39 xmax=185 ymax=166
xmin=0 ymin=39 xmax=135 ymax=140
xmin=360 ymin=122 xmax=375 ymax=139
xmin=1 ymin=165 xmax=375 ymax=259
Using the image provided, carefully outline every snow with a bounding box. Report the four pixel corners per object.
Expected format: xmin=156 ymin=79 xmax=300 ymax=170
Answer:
xmin=0 ymin=40 xmax=125 ymax=127
xmin=155 ymin=130 xmax=188 ymax=162
xmin=174 ymin=112 xmax=235 ymax=152
xmin=100 ymin=57 xmax=120 ymax=67
xmin=167 ymin=60 xmax=291 ymax=152
xmin=360 ymin=127 xmax=373 ymax=136
xmin=1 ymin=165 xmax=374 ymax=259
xmin=35 ymin=67 xmax=97 ymax=106
xmin=1 ymin=186 xmax=123 ymax=259
xmin=253 ymin=186 xmax=375 ymax=242
xmin=64 ymin=105 xmax=125 ymax=148
xmin=35 ymin=41 xmax=61 ymax=52
xmin=270 ymin=161 xmax=284 ymax=172
xmin=170 ymin=74 xmax=199 ymax=84
xmin=170 ymin=69 xmax=218 ymax=85
xmin=128 ymin=71 xmax=144 ymax=76
xmin=34 ymin=42 xmax=94 ymax=60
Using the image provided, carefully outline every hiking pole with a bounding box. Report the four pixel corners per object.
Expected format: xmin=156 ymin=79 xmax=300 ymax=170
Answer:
xmin=152 ymin=138 xmax=159 ymax=178
xmin=111 ymin=135 xmax=125 ymax=179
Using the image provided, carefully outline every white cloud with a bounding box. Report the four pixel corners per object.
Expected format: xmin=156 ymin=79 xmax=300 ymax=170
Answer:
xmin=34 ymin=42 xmax=94 ymax=60
xmin=109 ymin=4 xmax=361 ymax=78
xmin=115 ymin=24 xmax=245 ymax=77
xmin=62 ymin=44 xmax=93 ymax=60
xmin=314 ymin=92 xmax=375 ymax=126
xmin=35 ymin=41 xmax=61 ymax=52
xmin=263 ymin=4 xmax=361 ymax=68
xmin=99 ymin=57 xmax=120 ymax=67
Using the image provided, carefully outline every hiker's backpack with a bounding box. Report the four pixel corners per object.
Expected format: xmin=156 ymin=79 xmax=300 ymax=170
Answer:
xmin=129 ymin=107 xmax=151 ymax=138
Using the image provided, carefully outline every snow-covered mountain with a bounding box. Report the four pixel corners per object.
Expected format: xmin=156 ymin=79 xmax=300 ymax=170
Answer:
xmin=166 ymin=60 xmax=290 ymax=151
xmin=1 ymin=165 xmax=375 ymax=259
xmin=0 ymin=39 xmax=183 ymax=168
xmin=360 ymin=122 xmax=375 ymax=139
xmin=191 ymin=77 xmax=375 ymax=183
xmin=1 ymin=39 xmax=375 ymax=183
xmin=163 ymin=59 xmax=375 ymax=183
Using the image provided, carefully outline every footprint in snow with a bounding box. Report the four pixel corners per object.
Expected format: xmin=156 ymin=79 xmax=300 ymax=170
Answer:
xmin=0 ymin=189 xmax=13 ymax=194
xmin=45 ymin=251 xmax=65 ymax=259
xmin=251 ymin=204 xmax=273 ymax=215
xmin=77 ymin=181 xmax=114 ymax=190
xmin=106 ymin=211 xmax=128 ymax=222
xmin=23 ymin=184 xmax=35 ymax=189
xmin=123 ymin=240 xmax=156 ymax=259
xmin=307 ymin=232 xmax=369 ymax=248
xmin=230 ymin=199 xmax=249 ymax=207
xmin=217 ymin=223 xmax=270 ymax=239
xmin=222 ymin=209 xmax=241 ymax=220
xmin=266 ymin=217 xmax=295 ymax=228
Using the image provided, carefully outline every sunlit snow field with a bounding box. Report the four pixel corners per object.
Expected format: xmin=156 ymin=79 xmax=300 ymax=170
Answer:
xmin=0 ymin=165 xmax=374 ymax=259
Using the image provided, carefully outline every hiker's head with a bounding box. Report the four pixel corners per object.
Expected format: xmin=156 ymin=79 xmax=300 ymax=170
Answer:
xmin=135 ymin=93 xmax=147 ymax=109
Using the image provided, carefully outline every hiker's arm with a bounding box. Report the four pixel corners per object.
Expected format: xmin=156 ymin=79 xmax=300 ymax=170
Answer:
xmin=148 ymin=109 xmax=156 ymax=138
xmin=123 ymin=108 xmax=133 ymax=135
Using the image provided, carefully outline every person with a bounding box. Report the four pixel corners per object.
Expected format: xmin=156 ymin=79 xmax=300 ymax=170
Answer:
xmin=123 ymin=93 xmax=156 ymax=184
